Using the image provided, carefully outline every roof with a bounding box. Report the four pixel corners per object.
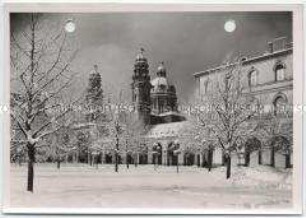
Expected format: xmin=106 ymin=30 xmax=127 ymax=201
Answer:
xmin=193 ymin=47 xmax=293 ymax=78
xmin=146 ymin=121 xmax=192 ymax=139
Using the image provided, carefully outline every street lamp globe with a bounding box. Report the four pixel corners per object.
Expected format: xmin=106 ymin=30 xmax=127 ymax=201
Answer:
xmin=65 ymin=19 xmax=76 ymax=33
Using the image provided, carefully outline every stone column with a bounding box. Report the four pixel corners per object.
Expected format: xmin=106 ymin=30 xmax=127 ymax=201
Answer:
xmin=162 ymin=148 xmax=167 ymax=165
xmin=112 ymin=151 xmax=116 ymax=164
xmin=177 ymin=152 xmax=183 ymax=165
xmin=199 ymin=153 xmax=204 ymax=167
xmin=121 ymin=152 xmax=127 ymax=164
xmin=149 ymin=149 xmax=154 ymax=164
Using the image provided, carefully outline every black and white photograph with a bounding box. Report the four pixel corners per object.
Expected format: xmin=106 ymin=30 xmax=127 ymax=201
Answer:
xmin=2 ymin=3 xmax=303 ymax=214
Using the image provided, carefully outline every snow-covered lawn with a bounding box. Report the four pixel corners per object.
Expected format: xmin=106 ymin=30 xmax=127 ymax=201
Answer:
xmin=9 ymin=163 xmax=292 ymax=209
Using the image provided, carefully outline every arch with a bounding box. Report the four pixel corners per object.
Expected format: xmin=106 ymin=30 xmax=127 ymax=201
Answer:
xmin=272 ymin=92 xmax=288 ymax=104
xmin=152 ymin=142 xmax=163 ymax=165
xmin=117 ymin=155 xmax=122 ymax=164
xmin=139 ymin=145 xmax=148 ymax=164
xmin=273 ymin=93 xmax=288 ymax=116
xmin=126 ymin=153 xmax=134 ymax=164
xmin=167 ymin=141 xmax=179 ymax=166
xmin=184 ymin=147 xmax=195 ymax=166
xmin=245 ymin=137 xmax=261 ymax=152
xmin=273 ymin=60 xmax=287 ymax=72
xmin=244 ymin=137 xmax=262 ymax=167
xmin=269 ymin=135 xmax=291 ymax=168
xmin=270 ymin=135 xmax=290 ymax=151
xmin=105 ymin=153 xmax=113 ymax=164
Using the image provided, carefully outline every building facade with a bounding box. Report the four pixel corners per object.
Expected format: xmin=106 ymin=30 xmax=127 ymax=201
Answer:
xmin=193 ymin=38 xmax=293 ymax=168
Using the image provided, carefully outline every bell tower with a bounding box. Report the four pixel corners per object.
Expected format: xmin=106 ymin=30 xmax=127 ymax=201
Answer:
xmin=131 ymin=48 xmax=152 ymax=125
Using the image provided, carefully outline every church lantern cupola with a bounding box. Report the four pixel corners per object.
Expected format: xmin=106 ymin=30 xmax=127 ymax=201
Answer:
xmin=157 ymin=61 xmax=167 ymax=77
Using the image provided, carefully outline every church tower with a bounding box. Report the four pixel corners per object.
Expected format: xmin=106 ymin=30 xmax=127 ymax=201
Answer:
xmin=131 ymin=48 xmax=152 ymax=125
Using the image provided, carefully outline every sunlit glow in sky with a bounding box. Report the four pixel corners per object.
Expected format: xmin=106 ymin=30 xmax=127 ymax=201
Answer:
xmin=224 ymin=19 xmax=236 ymax=33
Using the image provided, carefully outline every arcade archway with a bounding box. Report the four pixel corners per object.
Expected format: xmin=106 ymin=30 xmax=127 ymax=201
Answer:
xmin=152 ymin=143 xmax=163 ymax=165
xmin=269 ymin=135 xmax=291 ymax=168
xmin=105 ymin=153 xmax=113 ymax=164
xmin=167 ymin=142 xmax=179 ymax=166
xmin=184 ymin=148 xmax=195 ymax=166
xmin=244 ymin=137 xmax=262 ymax=167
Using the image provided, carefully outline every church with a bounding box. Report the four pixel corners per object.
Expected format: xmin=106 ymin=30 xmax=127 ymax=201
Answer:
xmin=131 ymin=48 xmax=185 ymax=126
xmin=128 ymin=48 xmax=193 ymax=166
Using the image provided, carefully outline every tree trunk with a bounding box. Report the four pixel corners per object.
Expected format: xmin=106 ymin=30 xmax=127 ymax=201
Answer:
xmin=134 ymin=153 xmax=138 ymax=168
xmin=226 ymin=154 xmax=231 ymax=179
xmin=270 ymin=147 xmax=275 ymax=167
xmin=126 ymin=154 xmax=129 ymax=169
xmin=197 ymin=154 xmax=200 ymax=167
xmin=88 ymin=152 xmax=91 ymax=165
xmin=285 ymin=153 xmax=290 ymax=168
xmin=95 ymin=155 xmax=99 ymax=169
xmin=258 ymin=150 xmax=262 ymax=165
xmin=201 ymin=153 xmax=205 ymax=168
xmin=77 ymin=144 xmax=81 ymax=163
xmin=91 ymin=155 xmax=95 ymax=166
xmin=27 ymin=146 xmax=35 ymax=192
xmin=208 ymin=149 xmax=213 ymax=172
xmin=18 ymin=155 xmax=22 ymax=166
xmin=244 ymin=152 xmax=250 ymax=167
xmin=57 ymin=160 xmax=61 ymax=169
xmin=115 ymin=153 xmax=118 ymax=172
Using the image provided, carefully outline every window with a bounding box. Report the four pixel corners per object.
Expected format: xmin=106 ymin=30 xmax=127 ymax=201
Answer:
xmin=273 ymin=95 xmax=287 ymax=116
xmin=275 ymin=63 xmax=285 ymax=81
xmin=203 ymin=79 xmax=209 ymax=94
xmin=248 ymin=70 xmax=257 ymax=86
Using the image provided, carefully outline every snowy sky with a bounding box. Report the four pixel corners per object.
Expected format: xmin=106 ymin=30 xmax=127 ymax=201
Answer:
xmin=11 ymin=12 xmax=292 ymax=103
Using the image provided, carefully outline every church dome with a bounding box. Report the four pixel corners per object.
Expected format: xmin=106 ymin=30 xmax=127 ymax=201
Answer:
xmin=151 ymin=77 xmax=169 ymax=89
xmin=151 ymin=62 xmax=175 ymax=94
xmin=151 ymin=76 xmax=173 ymax=94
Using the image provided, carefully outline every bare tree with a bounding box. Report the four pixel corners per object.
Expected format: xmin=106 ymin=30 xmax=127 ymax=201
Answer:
xmin=48 ymin=114 xmax=77 ymax=169
xmin=10 ymin=14 xmax=78 ymax=192
xmin=192 ymin=59 xmax=259 ymax=179
xmin=256 ymin=110 xmax=293 ymax=168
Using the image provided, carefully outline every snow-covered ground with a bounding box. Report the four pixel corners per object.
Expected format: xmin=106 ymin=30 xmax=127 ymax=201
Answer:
xmin=9 ymin=163 xmax=292 ymax=209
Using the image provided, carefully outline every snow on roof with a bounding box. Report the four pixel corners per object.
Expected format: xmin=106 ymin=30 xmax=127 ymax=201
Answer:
xmin=146 ymin=121 xmax=192 ymax=139
xmin=157 ymin=111 xmax=181 ymax=117
xmin=193 ymin=47 xmax=293 ymax=78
